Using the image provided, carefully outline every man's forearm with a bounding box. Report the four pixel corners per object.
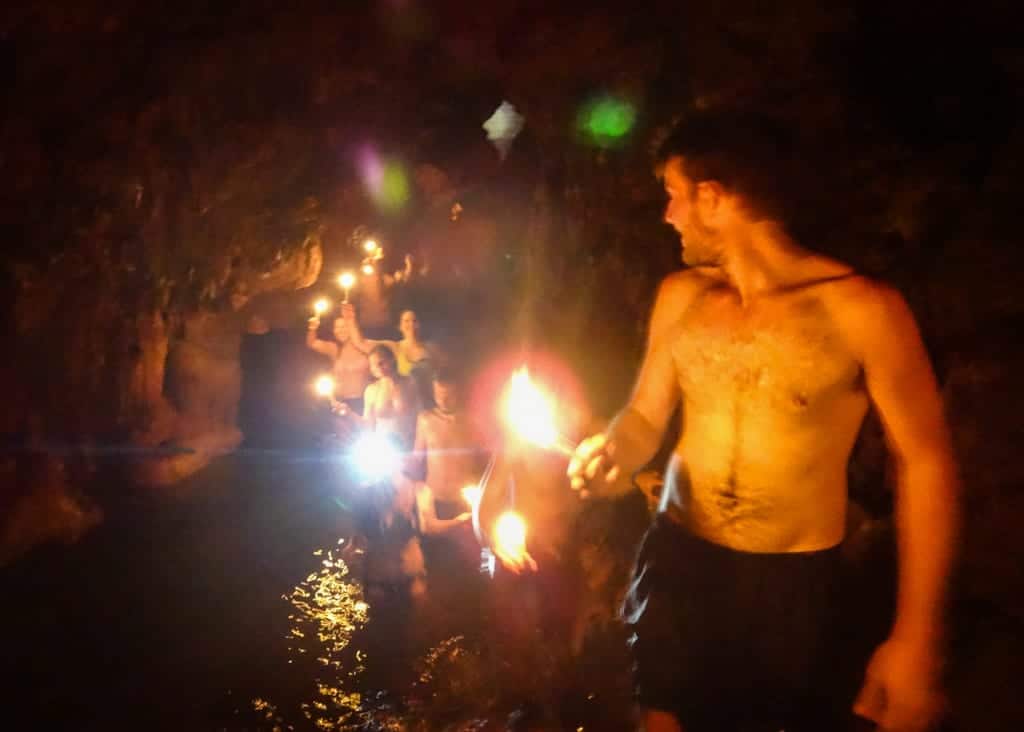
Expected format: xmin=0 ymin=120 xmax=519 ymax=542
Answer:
xmin=599 ymin=406 xmax=665 ymax=497
xmin=892 ymin=456 xmax=960 ymax=647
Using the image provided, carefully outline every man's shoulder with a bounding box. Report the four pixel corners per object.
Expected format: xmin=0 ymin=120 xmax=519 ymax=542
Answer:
xmin=816 ymin=268 xmax=918 ymax=348
xmin=656 ymin=268 xmax=717 ymax=307
xmin=814 ymin=264 xmax=906 ymax=311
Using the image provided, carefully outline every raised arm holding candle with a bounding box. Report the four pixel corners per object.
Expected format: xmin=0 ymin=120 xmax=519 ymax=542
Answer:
xmin=306 ymin=302 xmax=372 ymax=415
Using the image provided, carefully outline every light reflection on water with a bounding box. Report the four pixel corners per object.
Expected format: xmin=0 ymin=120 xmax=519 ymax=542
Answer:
xmin=256 ymin=545 xmax=372 ymax=730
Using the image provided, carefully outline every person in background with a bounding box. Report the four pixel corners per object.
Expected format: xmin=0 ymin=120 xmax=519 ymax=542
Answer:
xmin=306 ymin=303 xmax=372 ymax=416
xmin=348 ymin=305 xmax=445 ymax=409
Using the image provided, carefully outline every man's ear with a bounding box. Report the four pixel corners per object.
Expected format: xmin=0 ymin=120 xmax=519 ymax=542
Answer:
xmin=695 ymin=180 xmax=725 ymax=221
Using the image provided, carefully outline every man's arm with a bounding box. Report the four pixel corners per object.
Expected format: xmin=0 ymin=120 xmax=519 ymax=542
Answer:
xmin=341 ymin=303 xmax=393 ymax=354
xmin=842 ymin=280 xmax=959 ymax=729
xmin=306 ymin=318 xmax=338 ymax=358
xmin=569 ymin=272 xmax=695 ymax=496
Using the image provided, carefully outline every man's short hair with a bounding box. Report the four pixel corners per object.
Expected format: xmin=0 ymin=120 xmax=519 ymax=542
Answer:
xmin=655 ymin=109 xmax=800 ymax=222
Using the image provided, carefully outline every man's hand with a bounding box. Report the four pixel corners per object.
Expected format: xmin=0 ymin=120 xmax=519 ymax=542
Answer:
xmin=455 ymin=512 xmax=471 ymax=523
xmin=567 ymin=434 xmax=621 ymax=497
xmin=331 ymin=399 xmax=350 ymax=417
xmin=854 ymin=635 xmax=946 ymax=731
xmin=494 ymin=544 xmax=537 ymax=575
xmin=308 ymin=315 xmax=320 ymax=330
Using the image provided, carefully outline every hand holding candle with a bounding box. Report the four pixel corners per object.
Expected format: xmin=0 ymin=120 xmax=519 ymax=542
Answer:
xmin=492 ymin=510 xmax=536 ymax=574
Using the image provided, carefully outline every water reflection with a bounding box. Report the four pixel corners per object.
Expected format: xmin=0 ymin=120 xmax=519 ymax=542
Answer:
xmin=257 ymin=545 xmax=372 ymax=730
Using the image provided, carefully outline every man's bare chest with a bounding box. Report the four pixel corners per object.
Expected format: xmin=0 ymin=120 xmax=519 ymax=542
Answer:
xmin=671 ymin=297 xmax=860 ymax=413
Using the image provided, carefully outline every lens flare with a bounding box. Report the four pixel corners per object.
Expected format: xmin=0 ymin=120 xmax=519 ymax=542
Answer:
xmin=494 ymin=510 xmax=527 ymax=562
xmin=578 ymin=95 xmax=636 ymax=147
xmin=351 ymin=432 xmax=400 ymax=483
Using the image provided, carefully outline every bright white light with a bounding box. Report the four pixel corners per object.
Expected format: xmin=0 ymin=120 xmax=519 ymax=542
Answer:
xmin=338 ymin=272 xmax=355 ymax=289
xmin=363 ymin=239 xmax=378 ymax=253
xmin=483 ymin=100 xmax=525 ymax=160
xmin=351 ymin=432 xmax=400 ymax=483
xmin=461 ymin=484 xmax=482 ymax=509
xmin=313 ymin=298 xmax=330 ymax=315
xmin=361 ymin=263 xmax=375 ymax=276
xmin=314 ymin=375 xmax=335 ymax=397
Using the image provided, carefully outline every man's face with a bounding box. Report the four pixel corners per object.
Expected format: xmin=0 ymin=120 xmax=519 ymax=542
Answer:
xmin=399 ymin=311 xmax=420 ymax=340
xmin=333 ymin=318 xmax=349 ymax=342
xmin=433 ymin=381 xmax=458 ymax=413
xmin=662 ymin=157 xmax=721 ymax=267
xmin=369 ymin=352 xmax=394 ymax=379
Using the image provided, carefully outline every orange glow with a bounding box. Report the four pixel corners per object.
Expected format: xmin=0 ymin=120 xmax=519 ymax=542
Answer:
xmin=314 ymin=374 xmax=336 ymax=398
xmin=313 ymin=298 xmax=330 ymax=316
xmin=503 ymin=367 xmax=560 ymax=449
xmin=461 ymin=484 xmax=482 ymax=509
xmin=361 ymin=263 xmax=375 ymax=276
xmin=362 ymin=239 xmax=378 ymax=253
xmin=494 ymin=511 xmax=527 ymax=563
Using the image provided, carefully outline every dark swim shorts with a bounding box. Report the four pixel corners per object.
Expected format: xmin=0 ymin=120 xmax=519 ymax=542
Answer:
xmin=622 ymin=513 xmax=856 ymax=731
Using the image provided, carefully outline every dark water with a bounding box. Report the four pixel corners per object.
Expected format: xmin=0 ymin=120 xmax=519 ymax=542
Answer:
xmin=0 ymin=446 xmax=637 ymax=731
xmin=0 ymin=450 xmax=367 ymax=730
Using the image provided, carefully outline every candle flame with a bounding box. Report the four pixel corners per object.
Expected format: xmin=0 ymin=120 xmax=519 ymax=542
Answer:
xmin=313 ymin=298 xmax=330 ymax=315
xmin=338 ymin=272 xmax=355 ymax=289
xmin=494 ymin=510 xmax=527 ymax=562
xmin=314 ymin=374 xmax=336 ymax=398
xmin=504 ymin=367 xmax=559 ymax=448
xmin=361 ymin=263 xmax=375 ymax=276
xmin=363 ymin=239 xmax=378 ymax=253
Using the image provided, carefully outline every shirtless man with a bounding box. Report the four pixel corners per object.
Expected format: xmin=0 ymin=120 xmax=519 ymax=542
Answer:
xmin=568 ymin=112 xmax=959 ymax=732
xmin=306 ymin=305 xmax=372 ymax=414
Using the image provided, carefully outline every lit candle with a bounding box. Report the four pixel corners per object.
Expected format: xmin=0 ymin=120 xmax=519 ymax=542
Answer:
xmin=361 ymin=263 xmax=375 ymax=276
xmin=314 ymin=374 xmax=336 ymax=398
xmin=503 ymin=367 xmax=574 ymax=456
xmin=313 ymin=298 xmax=330 ymax=316
xmin=363 ymin=238 xmax=378 ymax=254
xmin=494 ymin=510 xmax=528 ymax=564
xmin=337 ymin=271 xmax=356 ymax=303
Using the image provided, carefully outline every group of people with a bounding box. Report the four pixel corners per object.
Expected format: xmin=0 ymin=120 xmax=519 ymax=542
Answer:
xmin=307 ymin=302 xmax=485 ymax=610
xmin=306 ymin=106 xmax=959 ymax=732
